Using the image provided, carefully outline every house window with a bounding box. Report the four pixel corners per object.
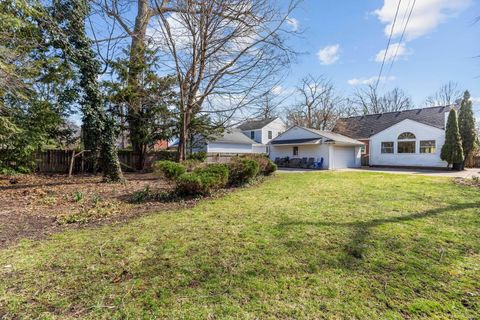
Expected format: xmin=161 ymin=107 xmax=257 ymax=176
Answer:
xmin=268 ymin=131 xmax=272 ymax=139
xmin=381 ymin=142 xmax=394 ymax=154
xmin=397 ymin=132 xmax=416 ymax=153
xmin=293 ymin=146 xmax=299 ymax=156
xmin=360 ymin=145 xmax=366 ymax=154
xmin=250 ymin=131 xmax=255 ymax=139
xmin=398 ymin=132 xmax=416 ymax=139
xmin=398 ymin=141 xmax=416 ymax=153
xmin=420 ymin=140 xmax=436 ymax=153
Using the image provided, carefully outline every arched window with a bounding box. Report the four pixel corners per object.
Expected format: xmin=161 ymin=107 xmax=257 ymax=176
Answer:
xmin=397 ymin=132 xmax=416 ymax=153
xmin=398 ymin=132 xmax=416 ymax=140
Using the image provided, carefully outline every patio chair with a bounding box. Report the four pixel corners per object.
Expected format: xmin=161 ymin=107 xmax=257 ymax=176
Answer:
xmin=307 ymin=158 xmax=315 ymax=168
xmin=313 ymin=157 xmax=324 ymax=169
xmin=301 ymin=157 xmax=308 ymax=168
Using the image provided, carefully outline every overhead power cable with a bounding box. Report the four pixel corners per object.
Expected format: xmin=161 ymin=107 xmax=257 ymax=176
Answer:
xmin=374 ymin=0 xmax=402 ymax=91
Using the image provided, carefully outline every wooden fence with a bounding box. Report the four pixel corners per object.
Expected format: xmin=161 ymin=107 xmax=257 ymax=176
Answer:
xmin=36 ymin=149 xmax=176 ymax=173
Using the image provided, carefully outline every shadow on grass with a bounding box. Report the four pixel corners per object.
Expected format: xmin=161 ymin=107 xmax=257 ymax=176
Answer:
xmin=277 ymin=202 xmax=480 ymax=269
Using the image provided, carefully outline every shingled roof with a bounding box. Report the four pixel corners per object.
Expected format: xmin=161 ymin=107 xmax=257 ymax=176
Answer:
xmin=237 ymin=117 xmax=278 ymax=131
xmin=207 ymin=128 xmax=257 ymax=145
xmin=332 ymin=106 xmax=454 ymax=139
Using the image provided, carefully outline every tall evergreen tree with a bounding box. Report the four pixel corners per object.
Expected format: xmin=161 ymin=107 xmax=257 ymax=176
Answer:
xmin=441 ymin=109 xmax=464 ymax=169
xmin=458 ymin=91 xmax=478 ymax=169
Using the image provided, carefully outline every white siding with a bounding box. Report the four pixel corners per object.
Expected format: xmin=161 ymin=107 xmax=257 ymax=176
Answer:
xmin=260 ymin=118 xmax=287 ymax=144
xmin=370 ymin=119 xmax=447 ymax=167
xmin=207 ymin=143 xmax=253 ymax=154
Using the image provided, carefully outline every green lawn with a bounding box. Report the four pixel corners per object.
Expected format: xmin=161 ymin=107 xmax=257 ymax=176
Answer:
xmin=1 ymin=172 xmax=479 ymax=319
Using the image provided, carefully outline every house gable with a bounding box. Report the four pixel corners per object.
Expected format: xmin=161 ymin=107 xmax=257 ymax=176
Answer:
xmin=270 ymin=126 xmax=322 ymax=143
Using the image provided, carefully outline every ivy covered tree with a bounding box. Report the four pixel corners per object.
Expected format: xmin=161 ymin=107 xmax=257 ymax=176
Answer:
xmin=441 ymin=109 xmax=464 ymax=169
xmin=458 ymin=91 xmax=478 ymax=169
xmin=49 ymin=0 xmax=123 ymax=181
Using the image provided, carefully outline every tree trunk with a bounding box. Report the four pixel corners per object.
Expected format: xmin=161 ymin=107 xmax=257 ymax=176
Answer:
xmin=177 ymin=109 xmax=191 ymax=162
xmin=127 ymin=0 xmax=151 ymax=170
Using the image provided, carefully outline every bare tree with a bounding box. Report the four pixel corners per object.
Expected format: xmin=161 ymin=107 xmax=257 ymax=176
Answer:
xmin=286 ymin=75 xmax=344 ymax=130
xmin=151 ymin=0 xmax=298 ymax=160
xmin=425 ymin=81 xmax=462 ymax=106
xmin=353 ymin=84 xmax=412 ymax=114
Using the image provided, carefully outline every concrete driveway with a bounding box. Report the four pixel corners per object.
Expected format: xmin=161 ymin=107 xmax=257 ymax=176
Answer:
xmin=277 ymin=167 xmax=480 ymax=178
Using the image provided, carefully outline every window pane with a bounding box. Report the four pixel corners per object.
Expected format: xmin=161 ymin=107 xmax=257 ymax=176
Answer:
xmin=268 ymin=131 xmax=272 ymax=139
xmin=420 ymin=140 xmax=436 ymax=153
xmin=293 ymin=146 xmax=298 ymax=156
xmin=250 ymin=131 xmax=255 ymax=139
xmin=398 ymin=141 xmax=415 ymax=153
xmin=398 ymin=132 xmax=416 ymax=139
xmin=360 ymin=145 xmax=366 ymax=154
xmin=381 ymin=142 xmax=393 ymax=154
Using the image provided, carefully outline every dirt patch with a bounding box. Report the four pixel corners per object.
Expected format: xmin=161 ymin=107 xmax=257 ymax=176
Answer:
xmin=0 ymin=173 xmax=192 ymax=248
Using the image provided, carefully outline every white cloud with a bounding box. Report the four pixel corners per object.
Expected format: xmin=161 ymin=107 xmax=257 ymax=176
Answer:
xmin=374 ymin=0 xmax=472 ymax=41
xmin=470 ymin=97 xmax=480 ymax=105
xmin=347 ymin=76 xmax=396 ymax=86
xmin=271 ymin=85 xmax=284 ymax=95
xmin=286 ymin=17 xmax=299 ymax=32
xmin=317 ymin=44 xmax=340 ymax=65
xmin=375 ymin=42 xmax=411 ymax=62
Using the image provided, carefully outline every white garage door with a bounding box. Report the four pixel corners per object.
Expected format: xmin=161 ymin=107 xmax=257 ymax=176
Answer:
xmin=332 ymin=146 xmax=355 ymax=169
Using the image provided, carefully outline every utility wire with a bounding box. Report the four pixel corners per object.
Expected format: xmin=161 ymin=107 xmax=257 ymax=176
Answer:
xmin=384 ymin=0 xmax=417 ymax=82
xmin=374 ymin=0 xmax=402 ymax=91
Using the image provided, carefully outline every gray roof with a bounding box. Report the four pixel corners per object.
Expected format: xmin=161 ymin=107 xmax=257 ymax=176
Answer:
xmin=303 ymin=127 xmax=364 ymax=146
xmin=237 ymin=117 xmax=278 ymax=131
xmin=332 ymin=106 xmax=454 ymax=139
xmin=207 ymin=128 xmax=257 ymax=145
xmin=269 ymin=126 xmax=363 ymax=146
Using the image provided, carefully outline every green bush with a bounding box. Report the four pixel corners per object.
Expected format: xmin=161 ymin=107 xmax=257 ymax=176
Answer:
xmin=240 ymin=154 xmax=277 ymax=176
xmin=264 ymin=159 xmax=277 ymax=176
xmin=176 ymin=164 xmax=229 ymax=196
xmin=227 ymin=158 xmax=260 ymax=186
xmin=196 ymin=164 xmax=229 ymax=187
xmin=188 ymin=151 xmax=207 ymax=162
xmin=182 ymin=159 xmax=203 ymax=172
xmin=153 ymin=160 xmax=185 ymax=180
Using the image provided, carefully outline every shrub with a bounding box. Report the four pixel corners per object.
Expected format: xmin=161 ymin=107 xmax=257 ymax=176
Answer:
xmin=227 ymin=158 xmax=259 ymax=186
xmin=182 ymin=159 xmax=203 ymax=172
xmin=240 ymin=154 xmax=277 ymax=176
xmin=176 ymin=173 xmax=205 ymax=196
xmin=196 ymin=164 xmax=229 ymax=187
xmin=264 ymin=159 xmax=277 ymax=176
xmin=153 ymin=160 xmax=185 ymax=180
xmin=188 ymin=151 xmax=207 ymax=162
xmin=176 ymin=164 xmax=229 ymax=196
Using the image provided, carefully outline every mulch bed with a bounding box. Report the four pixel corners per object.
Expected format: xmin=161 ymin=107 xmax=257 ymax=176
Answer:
xmin=0 ymin=172 xmax=193 ymax=248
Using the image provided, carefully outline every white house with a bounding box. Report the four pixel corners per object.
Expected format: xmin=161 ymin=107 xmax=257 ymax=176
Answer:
xmin=268 ymin=126 xmax=364 ymax=169
xmin=192 ymin=128 xmax=266 ymax=154
xmin=332 ymin=106 xmax=454 ymax=168
xmin=237 ymin=117 xmax=287 ymax=144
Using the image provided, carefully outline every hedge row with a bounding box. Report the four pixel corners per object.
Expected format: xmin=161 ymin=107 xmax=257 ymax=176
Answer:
xmin=154 ymin=155 xmax=277 ymax=196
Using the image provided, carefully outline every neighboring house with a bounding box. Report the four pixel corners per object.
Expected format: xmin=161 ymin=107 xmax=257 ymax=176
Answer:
xmin=332 ymin=106 xmax=455 ymax=168
xmin=237 ymin=117 xmax=287 ymax=144
xmin=192 ymin=128 xmax=266 ymax=154
xmin=268 ymin=126 xmax=364 ymax=169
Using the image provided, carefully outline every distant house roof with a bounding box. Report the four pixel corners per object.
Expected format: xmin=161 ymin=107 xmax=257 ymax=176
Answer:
xmin=237 ymin=117 xmax=279 ymax=131
xmin=269 ymin=126 xmax=364 ymax=146
xmin=207 ymin=128 xmax=257 ymax=145
xmin=332 ymin=106 xmax=455 ymax=139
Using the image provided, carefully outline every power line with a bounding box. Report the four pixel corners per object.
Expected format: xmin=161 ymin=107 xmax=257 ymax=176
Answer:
xmin=384 ymin=0 xmax=417 ymax=81
xmin=374 ymin=0 xmax=402 ymax=91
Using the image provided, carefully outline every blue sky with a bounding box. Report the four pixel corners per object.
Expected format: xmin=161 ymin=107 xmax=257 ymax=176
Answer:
xmin=279 ymin=0 xmax=480 ymax=118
